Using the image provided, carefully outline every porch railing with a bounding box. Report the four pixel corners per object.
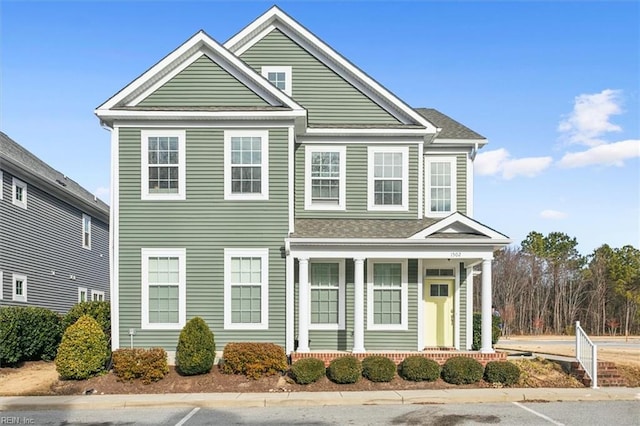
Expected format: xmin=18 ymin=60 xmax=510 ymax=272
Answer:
xmin=575 ymin=321 xmax=598 ymax=388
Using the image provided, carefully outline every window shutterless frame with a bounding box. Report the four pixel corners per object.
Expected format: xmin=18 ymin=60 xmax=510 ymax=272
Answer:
xmin=223 ymin=248 xmax=269 ymax=330
xmin=367 ymin=146 xmax=409 ymax=211
xmin=304 ymin=145 xmax=346 ymax=210
xmin=425 ymin=157 xmax=456 ymax=217
xmin=224 ymin=130 xmax=269 ymax=201
xmin=261 ymin=66 xmax=292 ymax=96
xmin=141 ymin=248 xmax=186 ymax=330
xmin=140 ymin=130 xmax=186 ymax=200
xmin=366 ymin=259 xmax=408 ymax=331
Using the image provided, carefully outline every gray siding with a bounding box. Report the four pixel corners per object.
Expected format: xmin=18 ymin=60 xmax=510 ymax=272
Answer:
xmin=240 ymin=29 xmax=401 ymax=126
xmin=0 ymin=169 xmax=109 ymax=313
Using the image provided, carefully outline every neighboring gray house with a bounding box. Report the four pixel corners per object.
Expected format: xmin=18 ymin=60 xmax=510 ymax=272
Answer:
xmin=0 ymin=132 xmax=109 ymax=313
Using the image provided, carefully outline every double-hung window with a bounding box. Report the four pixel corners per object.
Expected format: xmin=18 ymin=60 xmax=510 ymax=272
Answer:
xmin=224 ymin=130 xmax=269 ymax=200
xmin=426 ymin=157 xmax=456 ymax=217
xmin=82 ymin=214 xmax=92 ymax=249
xmin=91 ymin=290 xmax=105 ymax=301
xmin=224 ymin=248 xmax=269 ymax=330
xmin=78 ymin=287 xmax=88 ymax=303
xmin=141 ymin=130 xmax=186 ymax=200
xmin=367 ymin=260 xmax=408 ymax=330
xmin=12 ymin=274 xmax=27 ymax=302
xmin=12 ymin=177 xmax=27 ymax=209
xmin=141 ymin=248 xmax=186 ymax=330
xmin=309 ymin=261 xmax=345 ymax=330
xmin=305 ymin=146 xmax=346 ymax=210
xmin=261 ymin=66 xmax=292 ymax=96
xmin=368 ymin=146 xmax=408 ymax=211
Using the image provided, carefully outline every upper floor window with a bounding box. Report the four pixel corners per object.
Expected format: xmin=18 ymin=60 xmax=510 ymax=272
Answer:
xmin=78 ymin=287 xmax=87 ymax=303
xmin=367 ymin=146 xmax=408 ymax=211
xmin=426 ymin=157 xmax=456 ymax=217
xmin=224 ymin=130 xmax=269 ymax=201
xmin=367 ymin=260 xmax=408 ymax=330
xmin=91 ymin=290 xmax=105 ymax=301
xmin=141 ymin=130 xmax=186 ymax=200
xmin=12 ymin=177 xmax=27 ymax=209
xmin=82 ymin=214 xmax=92 ymax=249
xmin=0 ymin=171 xmax=3 ymax=200
xmin=261 ymin=66 xmax=292 ymax=96
xmin=141 ymin=248 xmax=186 ymax=330
xmin=305 ymin=146 xmax=346 ymax=210
xmin=224 ymin=248 xmax=269 ymax=330
xmin=12 ymin=274 xmax=27 ymax=302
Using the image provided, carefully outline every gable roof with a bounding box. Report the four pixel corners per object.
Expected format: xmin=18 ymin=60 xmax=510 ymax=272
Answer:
xmin=408 ymin=212 xmax=509 ymax=241
xmin=0 ymin=132 xmax=109 ymax=221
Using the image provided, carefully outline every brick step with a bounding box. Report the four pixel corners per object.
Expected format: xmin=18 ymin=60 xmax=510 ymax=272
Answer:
xmin=571 ymin=361 xmax=625 ymax=387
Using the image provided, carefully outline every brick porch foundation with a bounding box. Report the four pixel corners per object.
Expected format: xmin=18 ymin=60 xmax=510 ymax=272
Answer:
xmin=291 ymin=350 xmax=507 ymax=367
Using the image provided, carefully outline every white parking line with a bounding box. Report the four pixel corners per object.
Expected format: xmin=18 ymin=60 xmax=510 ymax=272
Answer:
xmin=513 ymin=402 xmax=565 ymax=426
xmin=175 ymin=407 xmax=200 ymax=426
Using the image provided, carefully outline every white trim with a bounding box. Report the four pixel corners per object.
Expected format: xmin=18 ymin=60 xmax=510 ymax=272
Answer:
xmin=285 ymin=253 xmax=294 ymax=353
xmin=425 ymin=156 xmax=457 ymax=218
xmin=454 ymin=263 xmax=460 ymax=350
xmin=0 ymin=171 xmax=3 ymax=200
xmin=304 ymin=145 xmax=346 ymax=211
xmin=410 ymin=212 xmax=510 ymax=241
xmin=11 ymin=177 xmax=27 ymax=209
xmin=466 ymin=153 xmax=474 ymax=217
xmin=110 ymin=125 xmax=120 ymax=349
xmin=304 ymin=128 xmax=432 ymax=136
xmin=91 ymin=290 xmax=105 ymax=301
xmin=12 ymin=274 xmax=27 ymax=302
xmin=366 ymin=259 xmax=408 ymax=331
xmin=224 ymin=130 xmax=269 ymax=201
xmin=140 ymin=129 xmax=186 ymax=201
xmin=0 ymin=270 xmax=3 ymax=300
xmin=416 ymin=259 xmax=423 ymax=350
xmin=78 ymin=287 xmax=88 ymax=303
xmin=466 ymin=266 xmax=474 ymax=350
xmin=261 ymin=66 xmax=292 ymax=96
xmin=97 ymin=110 xmax=306 ymax=121
xmin=308 ymin=259 xmax=346 ymax=331
xmin=224 ymin=248 xmax=269 ymax=330
xmin=288 ymin=126 xmax=295 ymax=233
xmin=141 ymin=248 xmax=187 ymax=330
xmin=417 ymin=142 xmax=424 ymax=219
xmin=367 ymin=146 xmax=409 ymax=211
xmin=82 ymin=214 xmax=92 ymax=250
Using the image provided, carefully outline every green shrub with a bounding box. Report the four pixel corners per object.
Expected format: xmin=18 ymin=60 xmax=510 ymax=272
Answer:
xmin=0 ymin=306 xmax=62 ymax=365
xmin=484 ymin=360 xmax=520 ymax=385
xmin=362 ymin=356 xmax=396 ymax=382
xmin=399 ymin=356 xmax=440 ymax=382
xmin=221 ymin=343 xmax=287 ymax=379
xmin=326 ymin=356 xmax=362 ymax=384
xmin=290 ymin=358 xmax=326 ymax=384
xmin=471 ymin=313 xmax=501 ymax=351
xmin=55 ymin=315 xmax=109 ymax=380
xmin=63 ymin=301 xmax=110 ymax=337
xmin=112 ymin=348 xmax=169 ymax=384
xmin=175 ymin=317 xmax=216 ymax=376
xmin=441 ymin=356 xmax=484 ymax=385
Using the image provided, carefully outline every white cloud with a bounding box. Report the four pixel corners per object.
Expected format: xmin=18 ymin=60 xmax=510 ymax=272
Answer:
xmin=475 ymin=148 xmax=552 ymax=180
xmin=558 ymin=139 xmax=640 ymax=168
xmin=558 ymin=89 xmax=623 ymax=147
xmin=94 ymin=186 xmax=110 ymax=203
xmin=540 ymin=209 xmax=568 ymax=220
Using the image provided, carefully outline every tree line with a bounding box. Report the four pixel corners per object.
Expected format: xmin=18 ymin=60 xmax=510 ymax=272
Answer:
xmin=476 ymin=231 xmax=640 ymax=337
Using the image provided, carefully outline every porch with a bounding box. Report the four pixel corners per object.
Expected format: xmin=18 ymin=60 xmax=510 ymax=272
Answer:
xmin=291 ymin=350 xmax=508 ymax=367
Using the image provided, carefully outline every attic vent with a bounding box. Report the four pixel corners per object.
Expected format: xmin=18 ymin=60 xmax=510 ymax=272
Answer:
xmin=425 ymin=268 xmax=454 ymax=277
xmin=56 ymin=179 xmax=67 ymax=187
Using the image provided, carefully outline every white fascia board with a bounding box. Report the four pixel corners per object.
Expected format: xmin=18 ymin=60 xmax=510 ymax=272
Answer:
xmin=114 ymin=119 xmax=296 ymax=128
xmin=409 ymin=212 xmax=510 ymax=241
xmin=287 ymin=237 xmax=511 ymax=247
xmin=95 ymin=109 xmax=307 ymax=121
xmin=429 ymin=138 xmax=488 ymax=148
xmin=289 ymin=247 xmax=499 ymax=260
xmin=304 ymin=128 xmax=432 ymax=137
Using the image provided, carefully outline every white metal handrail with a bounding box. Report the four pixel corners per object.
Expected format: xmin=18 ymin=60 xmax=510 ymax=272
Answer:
xmin=575 ymin=321 xmax=598 ymax=388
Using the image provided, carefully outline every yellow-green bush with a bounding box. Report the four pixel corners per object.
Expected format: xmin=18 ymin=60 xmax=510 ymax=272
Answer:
xmin=221 ymin=342 xmax=287 ymax=379
xmin=63 ymin=301 xmax=110 ymax=337
xmin=399 ymin=356 xmax=441 ymax=382
xmin=362 ymin=356 xmax=396 ymax=382
xmin=175 ymin=317 xmax=216 ymax=376
xmin=290 ymin=358 xmax=326 ymax=384
xmin=112 ymin=348 xmax=169 ymax=384
xmin=326 ymin=356 xmax=362 ymax=384
xmin=55 ymin=315 xmax=109 ymax=380
xmin=441 ymin=356 xmax=484 ymax=385
xmin=483 ymin=360 xmax=520 ymax=385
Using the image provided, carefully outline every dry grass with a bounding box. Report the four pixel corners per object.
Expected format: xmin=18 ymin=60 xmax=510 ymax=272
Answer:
xmin=512 ymin=357 xmax=584 ymax=388
xmin=616 ymin=364 xmax=640 ymax=387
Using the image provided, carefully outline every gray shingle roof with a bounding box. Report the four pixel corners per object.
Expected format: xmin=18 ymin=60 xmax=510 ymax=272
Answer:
xmin=291 ymin=218 xmax=440 ymax=239
xmin=0 ymin=132 xmax=109 ymax=217
xmin=414 ymin=108 xmax=485 ymax=140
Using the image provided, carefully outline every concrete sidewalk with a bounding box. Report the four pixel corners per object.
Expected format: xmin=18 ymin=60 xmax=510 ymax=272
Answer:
xmin=1 ymin=387 xmax=638 ymax=410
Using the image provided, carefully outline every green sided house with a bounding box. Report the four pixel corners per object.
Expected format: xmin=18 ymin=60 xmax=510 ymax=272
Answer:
xmin=95 ymin=6 xmax=511 ymax=362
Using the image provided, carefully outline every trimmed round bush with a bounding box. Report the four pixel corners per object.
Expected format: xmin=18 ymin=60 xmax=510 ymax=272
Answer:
xmin=399 ymin=356 xmax=440 ymax=382
xmin=55 ymin=315 xmax=109 ymax=380
xmin=290 ymin=358 xmax=326 ymax=384
xmin=441 ymin=356 xmax=484 ymax=385
xmin=326 ymin=356 xmax=362 ymax=384
xmin=484 ymin=360 xmax=520 ymax=385
xmin=63 ymin=301 xmax=111 ymax=338
xmin=362 ymin=356 xmax=396 ymax=382
xmin=176 ymin=317 xmax=216 ymax=376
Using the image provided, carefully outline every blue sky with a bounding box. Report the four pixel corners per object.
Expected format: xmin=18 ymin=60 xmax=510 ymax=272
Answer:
xmin=1 ymin=0 xmax=638 ymax=255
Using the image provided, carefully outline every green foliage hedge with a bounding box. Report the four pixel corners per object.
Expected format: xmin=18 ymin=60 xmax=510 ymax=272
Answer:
xmin=55 ymin=315 xmax=109 ymax=380
xmin=112 ymin=348 xmax=169 ymax=384
xmin=362 ymin=356 xmax=396 ymax=382
xmin=441 ymin=356 xmax=484 ymax=385
xmin=399 ymin=356 xmax=441 ymax=382
xmin=326 ymin=356 xmax=362 ymax=384
xmin=63 ymin=301 xmax=110 ymax=337
xmin=471 ymin=313 xmax=501 ymax=351
xmin=290 ymin=358 xmax=326 ymax=384
xmin=175 ymin=317 xmax=216 ymax=376
xmin=0 ymin=306 xmax=62 ymax=365
xmin=483 ymin=360 xmax=521 ymax=385
xmin=221 ymin=342 xmax=287 ymax=379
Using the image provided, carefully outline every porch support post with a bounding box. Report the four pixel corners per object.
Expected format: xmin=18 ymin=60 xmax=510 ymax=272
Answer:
xmin=480 ymin=258 xmax=494 ymax=353
xmin=353 ymin=257 xmax=366 ymax=353
xmin=297 ymin=257 xmax=310 ymax=353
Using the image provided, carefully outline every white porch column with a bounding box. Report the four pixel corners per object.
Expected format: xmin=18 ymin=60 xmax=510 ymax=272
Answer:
xmin=297 ymin=257 xmax=310 ymax=353
xmin=353 ymin=257 xmax=366 ymax=353
xmin=480 ymin=258 xmax=494 ymax=353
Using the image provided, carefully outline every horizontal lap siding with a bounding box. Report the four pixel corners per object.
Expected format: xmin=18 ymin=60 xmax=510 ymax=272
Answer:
xmin=117 ymin=127 xmax=288 ymax=350
xmin=240 ymin=29 xmax=401 ymax=125
xmin=456 ymin=154 xmax=467 ymax=214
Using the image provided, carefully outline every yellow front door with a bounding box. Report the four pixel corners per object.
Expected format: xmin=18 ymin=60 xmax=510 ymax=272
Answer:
xmin=424 ymin=279 xmax=454 ymax=348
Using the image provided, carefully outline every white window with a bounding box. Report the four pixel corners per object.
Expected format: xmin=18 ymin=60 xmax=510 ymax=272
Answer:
xmin=12 ymin=177 xmax=27 ymax=209
xmin=141 ymin=130 xmax=186 ymax=200
xmin=368 ymin=146 xmax=408 ymax=211
xmin=304 ymin=146 xmax=346 ymax=210
xmin=0 ymin=171 xmax=3 ymax=200
xmin=12 ymin=274 xmax=27 ymax=302
xmin=91 ymin=290 xmax=105 ymax=301
xmin=0 ymin=270 xmax=3 ymax=300
xmin=367 ymin=260 xmax=408 ymax=330
xmin=78 ymin=287 xmax=88 ymax=303
xmin=309 ymin=260 xmax=345 ymax=330
xmin=224 ymin=130 xmax=269 ymax=201
xmin=224 ymin=248 xmax=269 ymax=330
xmin=426 ymin=157 xmax=456 ymax=217
xmin=82 ymin=214 xmax=92 ymax=249
xmin=261 ymin=66 xmax=292 ymax=96
xmin=141 ymin=248 xmax=186 ymax=330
